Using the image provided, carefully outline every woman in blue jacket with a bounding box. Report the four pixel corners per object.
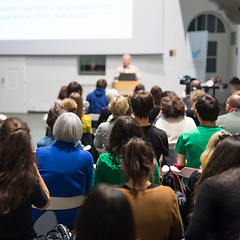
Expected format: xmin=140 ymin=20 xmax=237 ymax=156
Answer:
xmin=33 ymin=112 xmax=94 ymax=227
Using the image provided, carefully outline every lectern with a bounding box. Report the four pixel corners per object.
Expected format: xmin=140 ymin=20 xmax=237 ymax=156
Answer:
xmin=112 ymin=81 xmax=141 ymax=95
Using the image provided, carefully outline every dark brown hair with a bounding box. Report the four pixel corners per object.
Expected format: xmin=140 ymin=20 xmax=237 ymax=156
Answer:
xmin=0 ymin=118 xmax=35 ymax=214
xmin=108 ymin=116 xmax=143 ymax=155
xmin=130 ymin=90 xmax=154 ymax=118
xmin=57 ymin=86 xmax=68 ymax=100
xmin=47 ymin=107 xmax=65 ymax=130
xmin=122 ymin=137 xmax=154 ymax=188
xmin=161 ymin=95 xmax=185 ymax=118
xmin=67 ymin=81 xmax=83 ymax=96
xmin=150 ymin=85 xmax=163 ymax=106
xmin=230 ymin=77 xmax=240 ymax=85
xmin=194 ymin=135 xmax=240 ymax=202
xmin=195 ymin=94 xmax=220 ymax=122
xmin=134 ymin=84 xmax=145 ymax=92
xmin=96 ymin=79 xmax=107 ymax=89
xmin=75 ymin=185 xmax=135 ymax=240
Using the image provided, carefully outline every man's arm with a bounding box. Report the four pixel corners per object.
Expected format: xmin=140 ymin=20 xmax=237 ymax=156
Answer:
xmin=177 ymin=153 xmax=186 ymax=166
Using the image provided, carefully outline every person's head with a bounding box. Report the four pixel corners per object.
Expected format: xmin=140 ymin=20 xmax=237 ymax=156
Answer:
xmin=225 ymin=94 xmax=240 ymax=113
xmin=96 ymin=79 xmax=107 ymax=89
xmin=162 ymin=90 xmax=178 ymax=98
xmin=123 ymin=54 xmax=131 ymax=68
xmin=232 ymin=90 xmax=240 ymax=96
xmin=190 ymin=90 xmax=205 ymax=116
xmin=108 ymin=116 xmax=143 ymax=155
xmin=161 ymin=95 xmax=185 ymax=118
xmin=134 ymin=84 xmax=145 ymax=93
xmin=106 ymin=88 xmax=119 ymax=102
xmin=69 ymin=92 xmax=83 ymax=119
xmin=122 ymin=137 xmax=154 ymax=188
xmin=61 ymin=98 xmax=77 ymax=113
xmin=190 ymin=80 xmax=201 ymax=91
xmin=195 ymin=134 xmax=240 ymax=200
xmin=47 ymin=107 xmax=65 ymax=130
xmin=150 ymin=85 xmax=163 ymax=106
xmin=67 ymin=81 xmax=83 ymax=96
xmin=195 ymin=94 xmax=220 ymax=122
xmin=200 ymin=131 xmax=223 ymax=170
xmin=58 ymin=86 xmax=68 ymax=100
xmin=130 ymin=90 xmax=154 ymax=119
xmin=230 ymin=77 xmax=240 ymax=90
xmin=0 ymin=117 xmax=34 ymax=214
xmin=75 ymin=185 xmax=135 ymax=240
xmin=109 ymin=96 xmax=129 ymax=118
xmin=53 ymin=112 xmax=83 ymax=143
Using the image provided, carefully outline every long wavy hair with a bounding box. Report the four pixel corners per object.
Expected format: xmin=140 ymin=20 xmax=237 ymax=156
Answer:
xmin=0 ymin=117 xmax=35 ymax=214
xmin=194 ymin=134 xmax=240 ymax=202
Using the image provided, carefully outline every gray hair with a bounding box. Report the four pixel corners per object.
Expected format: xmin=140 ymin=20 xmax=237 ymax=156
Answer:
xmin=53 ymin=112 xmax=83 ymax=143
xmin=106 ymin=88 xmax=119 ymax=101
xmin=122 ymin=54 xmax=131 ymax=60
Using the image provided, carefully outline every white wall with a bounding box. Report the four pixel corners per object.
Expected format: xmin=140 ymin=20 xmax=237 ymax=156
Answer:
xmin=0 ymin=0 xmax=238 ymax=112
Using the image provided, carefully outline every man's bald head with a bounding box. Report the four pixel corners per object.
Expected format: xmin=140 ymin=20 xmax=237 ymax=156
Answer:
xmin=226 ymin=94 xmax=240 ymax=112
xmin=190 ymin=80 xmax=201 ymax=91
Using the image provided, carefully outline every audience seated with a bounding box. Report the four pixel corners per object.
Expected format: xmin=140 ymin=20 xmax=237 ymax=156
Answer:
xmin=186 ymin=134 xmax=240 ymax=239
xmin=55 ymin=85 xmax=67 ymax=107
xmin=133 ymin=83 xmax=145 ymax=92
xmin=94 ymin=116 xmax=160 ymax=186
xmin=69 ymin=92 xmax=92 ymax=134
xmin=186 ymin=89 xmax=205 ymax=126
xmin=155 ymin=94 xmax=196 ymax=166
xmin=182 ymin=131 xmax=223 ymax=229
xmin=149 ymin=85 xmax=163 ymax=124
xmin=175 ymin=94 xmax=222 ymax=169
xmin=118 ymin=137 xmax=183 ymax=240
xmin=67 ymin=81 xmax=83 ymax=96
xmin=33 ymin=112 xmax=94 ymax=227
xmin=87 ymin=79 xmax=108 ymax=114
xmin=216 ymin=94 xmax=240 ymax=134
xmin=96 ymin=88 xmax=119 ymax=127
xmin=130 ymin=90 xmax=169 ymax=163
xmin=0 ymin=117 xmax=50 ymax=240
xmin=229 ymin=76 xmax=240 ymax=91
xmin=37 ymin=107 xmax=65 ymax=148
xmin=75 ymin=185 xmax=135 ymax=240
xmin=94 ymin=96 xmax=129 ymax=153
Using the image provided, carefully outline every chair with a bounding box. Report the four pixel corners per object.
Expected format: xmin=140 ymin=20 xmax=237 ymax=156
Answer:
xmin=170 ymin=166 xmax=201 ymax=196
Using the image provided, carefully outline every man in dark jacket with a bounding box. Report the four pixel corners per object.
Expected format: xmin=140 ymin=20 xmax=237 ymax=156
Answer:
xmin=87 ymin=79 xmax=108 ymax=114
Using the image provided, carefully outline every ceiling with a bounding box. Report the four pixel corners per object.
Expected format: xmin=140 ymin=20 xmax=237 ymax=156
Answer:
xmin=210 ymin=0 xmax=240 ymax=24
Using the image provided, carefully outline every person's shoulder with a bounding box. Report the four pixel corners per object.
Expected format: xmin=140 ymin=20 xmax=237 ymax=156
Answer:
xmin=149 ymin=125 xmax=167 ymax=136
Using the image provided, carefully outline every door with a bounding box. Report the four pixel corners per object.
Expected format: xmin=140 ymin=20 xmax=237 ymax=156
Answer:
xmin=0 ymin=60 xmax=27 ymax=113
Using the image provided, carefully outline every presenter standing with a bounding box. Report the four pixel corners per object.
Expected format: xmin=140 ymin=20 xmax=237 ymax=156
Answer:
xmin=116 ymin=54 xmax=141 ymax=80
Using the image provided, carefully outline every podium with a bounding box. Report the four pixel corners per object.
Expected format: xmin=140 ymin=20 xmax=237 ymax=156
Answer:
xmin=112 ymin=81 xmax=141 ymax=95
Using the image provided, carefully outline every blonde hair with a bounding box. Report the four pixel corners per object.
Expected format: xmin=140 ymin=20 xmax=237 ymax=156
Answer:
xmin=61 ymin=98 xmax=77 ymax=113
xmin=232 ymin=90 xmax=240 ymax=96
xmin=191 ymin=90 xmax=205 ymax=117
xmin=200 ymin=131 xmax=223 ymax=170
xmin=69 ymin=92 xmax=83 ymax=119
xmin=109 ymin=96 xmax=129 ymax=117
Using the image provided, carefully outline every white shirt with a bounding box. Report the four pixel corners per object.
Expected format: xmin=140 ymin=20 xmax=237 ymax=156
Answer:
xmin=155 ymin=116 xmax=196 ymax=145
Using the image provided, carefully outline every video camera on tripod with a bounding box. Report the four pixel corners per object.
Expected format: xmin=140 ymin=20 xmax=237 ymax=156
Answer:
xmin=179 ymin=75 xmax=228 ymax=96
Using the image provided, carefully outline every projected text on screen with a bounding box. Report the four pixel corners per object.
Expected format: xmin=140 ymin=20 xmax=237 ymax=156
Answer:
xmin=0 ymin=0 xmax=133 ymax=40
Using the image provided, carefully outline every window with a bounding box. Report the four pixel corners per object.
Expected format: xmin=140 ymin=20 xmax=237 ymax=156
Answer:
xmin=79 ymin=55 xmax=106 ymax=75
xmin=188 ymin=14 xmax=225 ymax=33
xmin=206 ymin=41 xmax=217 ymax=73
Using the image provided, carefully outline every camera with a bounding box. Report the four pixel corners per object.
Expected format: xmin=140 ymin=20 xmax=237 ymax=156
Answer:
xmin=179 ymin=75 xmax=195 ymax=95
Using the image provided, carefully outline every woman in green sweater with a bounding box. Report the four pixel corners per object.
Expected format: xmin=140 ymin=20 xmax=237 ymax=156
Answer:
xmin=94 ymin=115 xmax=161 ymax=186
